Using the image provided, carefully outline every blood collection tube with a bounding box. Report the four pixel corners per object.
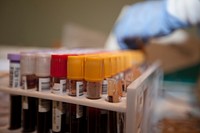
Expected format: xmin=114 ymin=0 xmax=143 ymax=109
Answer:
xmin=20 ymin=52 xmax=37 ymax=132
xmin=7 ymin=53 xmax=22 ymax=130
xmin=85 ymin=56 xmax=104 ymax=99
xmin=67 ymin=55 xmax=86 ymax=133
xmin=116 ymin=54 xmax=124 ymax=97
xmin=107 ymin=53 xmax=127 ymax=133
xmin=104 ymin=55 xmax=118 ymax=133
xmin=107 ymin=55 xmax=120 ymax=103
xmin=130 ymin=50 xmax=146 ymax=80
xmin=51 ymin=54 xmax=67 ymax=133
xmin=118 ymin=53 xmax=126 ymax=96
xmin=98 ymin=54 xmax=113 ymax=133
xmin=124 ymin=52 xmax=134 ymax=89
xmin=35 ymin=53 xmax=51 ymax=133
xmin=67 ymin=55 xmax=84 ymax=96
xmin=87 ymin=107 xmax=101 ymax=133
xmin=101 ymin=55 xmax=110 ymax=94
xmin=84 ymin=56 xmax=104 ymax=133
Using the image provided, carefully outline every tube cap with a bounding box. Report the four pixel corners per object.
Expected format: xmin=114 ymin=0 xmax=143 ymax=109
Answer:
xmin=124 ymin=52 xmax=132 ymax=70
xmin=110 ymin=55 xmax=117 ymax=76
xmin=67 ymin=55 xmax=84 ymax=80
xmin=102 ymin=55 xmax=111 ymax=78
xmin=7 ymin=53 xmax=20 ymax=61
xmin=51 ymin=54 xmax=67 ymax=78
xmin=20 ymin=52 xmax=36 ymax=75
xmin=85 ymin=56 xmax=104 ymax=82
xmin=119 ymin=54 xmax=124 ymax=72
xmin=131 ymin=50 xmax=145 ymax=65
xmin=35 ymin=53 xmax=51 ymax=77
xmin=116 ymin=54 xmax=121 ymax=73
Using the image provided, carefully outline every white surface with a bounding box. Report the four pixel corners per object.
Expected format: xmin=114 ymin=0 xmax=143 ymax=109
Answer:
xmin=126 ymin=62 xmax=161 ymax=133
xmin=0 ymin=76 xmax=126 ymax=112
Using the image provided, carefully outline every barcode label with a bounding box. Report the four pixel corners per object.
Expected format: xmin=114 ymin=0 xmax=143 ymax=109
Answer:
xmin=76 ymin=105 xmax=83 ymax=118
xmin=52 ymin=101 xmax=61 ymax=132
xmin=52 ymin=79 xmax=66 ymax=94
xmin=76 ymin=81 xmax=83 ymax=96
xmin=38 ymin=99 xmax=50 ymax=112
xmin=39 ymin=78 xmax=50 ymax=92
xmin=52 ymin=101 xmax=65 ymax=132
xmin=60 ymin=79 xmax=66 ymax=93
xmin=102 ymin=80 xmax=108 ymax=94
xmin=22 ymin=96 xmax=28 ymax=109
xmin=22 ymin=76 xmax=27 ymax=90
xmin=9 ymin=63 xmax=20 ymax=88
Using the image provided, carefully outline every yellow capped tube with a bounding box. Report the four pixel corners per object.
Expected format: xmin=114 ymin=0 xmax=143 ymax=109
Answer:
xmin=85 ymin=56 xmax=103 ymax=99
xmin=67 ymin=55 xmax=85 ymax=96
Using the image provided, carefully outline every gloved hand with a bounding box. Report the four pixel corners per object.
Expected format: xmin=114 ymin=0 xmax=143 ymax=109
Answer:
xmin=114 ymin=0 xmax=189 ymax=49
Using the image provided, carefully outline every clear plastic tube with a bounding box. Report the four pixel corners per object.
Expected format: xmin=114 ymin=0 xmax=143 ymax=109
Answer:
xmin=7 ymin=53 xmax=22 ymax=130
xmin=21 ymin=52 xmax=37 ymax=132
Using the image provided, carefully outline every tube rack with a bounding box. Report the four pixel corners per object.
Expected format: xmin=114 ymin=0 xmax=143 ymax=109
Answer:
xmin=0 ymin=62 xmax=162 ymax=133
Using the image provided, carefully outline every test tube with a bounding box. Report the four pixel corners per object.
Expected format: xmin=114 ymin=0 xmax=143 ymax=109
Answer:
xmin=130 ymin=50 xmax=146 ymax=80
xmin=67 ymin=55 xmax=86 ymax=133
xmin=107 ymin=55 xmax=120 ymax=103
xmin=7 ymin=53 xmax=22 ymax=130
xmin=116 ymin=53 xmax=124 ymax=97
xmin=84 ymin=56 xmax=104 ymax=99
xmin=101 ymin=55 xmax=110 ymax=94
xmin=86 ymin=107 xmax=101 ymax=133
xmin=67 ymin=55 xmax=84 ymax=96
xmin=100 ymin=54 xmax=113 ymax=133
xmin=84 ymin=56 xmax=104 ymax=133
xmin=35 ymin=53 xmax=51 ymax=133
xmin=51 ymin=54 xmax=67 ymax=133
xmin=20 ymin=52 xmax=37 ymax=132
xmin=123 ymin=52 xmax=133 ymax=89
xmin=118 ymin=53 xmax=126 ymax=96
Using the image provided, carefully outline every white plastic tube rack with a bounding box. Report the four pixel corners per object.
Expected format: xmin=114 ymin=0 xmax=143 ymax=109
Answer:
xmin=0 ymin=62 xmax=162 ymax=133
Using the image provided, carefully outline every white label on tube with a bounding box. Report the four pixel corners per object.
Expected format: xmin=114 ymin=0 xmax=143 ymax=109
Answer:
xmin=22 ymin=96 xmax=28 ymax=109
xmin=76 ymin=81 xmax=83 ymax=96
xmin=52 ymin=83 xmax=60 ymax=94
xmin=52 ymin=101 xmax=65 ymax=132
xmin=10 ymin=63 xmax=20 ymax=88
xmin=102 ymin=80 xmax=108 ymax=94
xmin=60 ymin=79 xmax=66 ymax=93
xmin=76 ymin=105 xmax=83 ymax=118
xmin=53 ymin=101 xmax=61 ymax=132
xmin=38 ymin=99 xmax=50 ymax=112
xmin=22 ymin=76 xmax=27 ymax=90
xmin=52 ymin=79 xmax=66 ymax=94
xmin=39 ymin=78 xmax=50 ymax=92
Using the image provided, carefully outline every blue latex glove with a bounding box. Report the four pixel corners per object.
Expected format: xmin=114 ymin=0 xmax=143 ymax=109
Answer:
xmin=114 ymin=0 xmax=189 ymax=49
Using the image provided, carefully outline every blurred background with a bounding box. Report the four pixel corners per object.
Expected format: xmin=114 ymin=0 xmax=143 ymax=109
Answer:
xmin=1 ymin=0 xmax=199 ymax=80
xmin=0 ymin=0 xmax=142 ymax=48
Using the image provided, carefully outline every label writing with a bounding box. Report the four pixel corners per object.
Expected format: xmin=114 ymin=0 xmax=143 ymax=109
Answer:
xmin=39 ymin=78 xmax=50 ymax=92
xmin=22 ymin=76 xmax=27 ymax=90
xmin=22 ymin=96 xmax=28 ymax=109
xmin=76 ymin=81 xmax=83 ymax=96
xmin=38 ymin=99 xmax=50 ymax=112
xmin=9 ymin=63 xmax=20 ymax=88
xmin=52 ymin=101 xmax=65 ymax=132
xmin=52 ymin=79 xmax=66 ymax=94
xmin=102 ymin=80 xmax=108 ymax=94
